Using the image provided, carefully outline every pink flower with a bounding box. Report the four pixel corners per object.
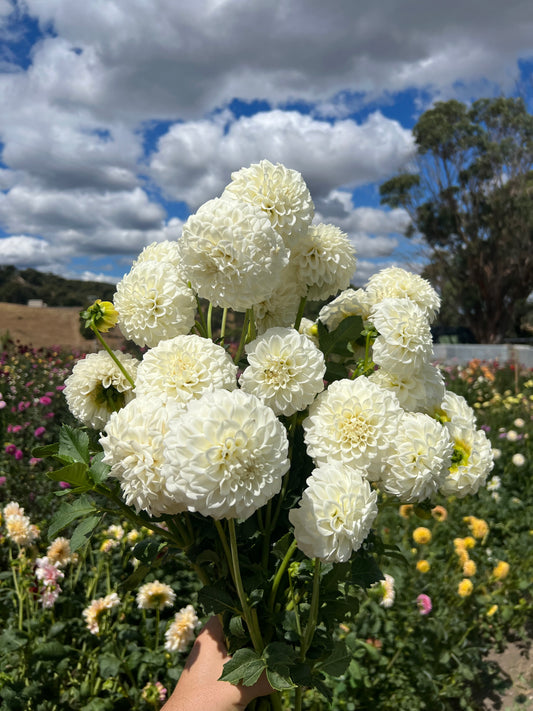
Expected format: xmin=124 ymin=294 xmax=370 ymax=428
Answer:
xmin=39 ymin=396 xmax=52 ymax=406
xmin=34 ymin=427 xmax=46 ymax=438
xmin=29 ymin=457 xmax=42 ymax=466
xmin=15 ymin=449 xmax=24 ymax=461
xmin=416 ymin=593 xmax=432 ymax=615
xmin=45 ymin=412 xmax=55 ymax=419
xmin=5 ymin=444 xmax=16 ymax=455
xmin=59 ymin=481 xmax=71 ymax=489
xmin=0 ymin=476 xmax=6 ymax=486
xmin=56 ymin=385 xmax=66 ymax=391
xmin=11 ymin=425 xmax=22 ymax=433
xmin=0 ymin=400 xmax=6 ymax=409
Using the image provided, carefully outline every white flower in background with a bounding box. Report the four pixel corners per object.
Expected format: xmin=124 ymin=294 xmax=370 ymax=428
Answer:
xmin=370 ymin=298 xmax=434 ymax=376
xmin=105 ymin=524 xmax=125 ymax=540
xmin=136 ymin=580 xmax=176 ymax=610
xmin=3 ymin=501 xmax=24 ymax=518
xmin=436 ymin=390 xmax=477 ymax=429
xmin=135 ymin=335 xmax=237 ymax=403
xmin=5 ymin=513 xmax=38 ymax=546
xmin=486 ymin=475 xmax=501 ymax=491
xmin=222 ymin=159 xmax=314 ymax=248
xmin=512 ymin=453 xmax=526 ymax=467
xmin=133 ymin=240 xmax=183 ymax=270
xmin=290 ymin=223 xmax=357 ymax=301
xmin=239 ymin=327 xmax=326 ymax=416
xmin=506 ymin=429 xmax=519 ymax=442
xmin=179 ymin=197 xmax=289 ymax=312
xmin=303 ymin=377 xmax=402 ymax=481
xmin=82 ymin=593 xmax=121 ymax=635
xmin=163 ymin=389 xmax=290 ymax=520
xmin=64 ymin=350 xmax=138 ymax=430
xmin=365 ymin=267 xmax=441 ymax=322
xmin=46 ymin=537 xmax=72 ymax=567
xmin=100 ymin=395 xmax=186 ymax=516
xmin=374 ymin=574 xmax=395 ymax=608
xmin=253 ymin=264 xmax=304 ymax=334
xmin=165 ymin=605 xmax=199 ymax=653
xmin=114 ymin=260 xmax=196 ymax=348
xmin=491 ymin=448 xmax=501 ymax=460
xmin=513 ymin=418 xmax=525 ymax=428
xmin=318 ymin=288 xmax=371 ymax=332
xmin=289 ymin=463 xmax=378 ymax=563
xmin=369 ymin=363 xmax=445 ymax=414
xmin=439 ymin=424 xmax=494 ymax=497
xmin=381 ymin=412 xmax=453 ymax=502
xmin=298 ymin=317 xmax=320 ymax=347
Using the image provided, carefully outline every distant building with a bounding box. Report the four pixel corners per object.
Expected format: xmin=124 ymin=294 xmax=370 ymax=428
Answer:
xmin=27 ymin=299 xmax=47 ymax=308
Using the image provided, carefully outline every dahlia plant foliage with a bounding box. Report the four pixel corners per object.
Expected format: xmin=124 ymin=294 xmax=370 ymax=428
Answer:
xmin=41 ymin=160 xmax=494 ymax=709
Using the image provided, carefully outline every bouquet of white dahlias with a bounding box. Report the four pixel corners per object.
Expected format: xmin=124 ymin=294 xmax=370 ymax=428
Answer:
xmin=40 ymin=160 xmax=493 ymax=711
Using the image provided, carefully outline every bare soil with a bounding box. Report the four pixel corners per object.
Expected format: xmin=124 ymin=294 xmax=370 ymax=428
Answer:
xmin=481 ymin=639 xmax=533 ymax=710
xmin=0 ymin=302 xmax=125 ymax=352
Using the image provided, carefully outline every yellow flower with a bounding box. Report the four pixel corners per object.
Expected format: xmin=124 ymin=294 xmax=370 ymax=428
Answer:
xmin=463 ymin=536 xmax=476 ymax=549
xmin=431 ymin=505 xmax=448 ymax=522
xmin=487 ymin=604 xmax=498 ymax=617
xmin=463 ymin=516 xmax=489 ymax=540
xmin=458 ymin=579 xmax=474 ymax=597
xmin=416 ymin=559 xmax=430 ymax=573
xmin=412 ymin=527 xmax=432 ymax=545
xmin=462 ymin=559 xmax=477 ymax=577
xmin=399 ymin=504 xmax=414 ymax=518
xmin=82 ymin=299 xmax=119 ymax=333
xmin=493 ymin=561 xmax=510 ymax=580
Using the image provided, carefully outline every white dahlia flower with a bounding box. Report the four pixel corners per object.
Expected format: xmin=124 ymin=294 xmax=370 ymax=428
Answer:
xmin=135 ymin=335 xmax=237 ymax=404
xmin=222 ymin=159 xmax=314 ymax=247
xmin=369 ymin=363 xmax=445 ymax=414
xmin=439 ymin=424 xmax=494 ymax=497
xmin=436 ymin=390 xmax=477 ymax=429
xmin=365 ymin=267 xmax=440 ymax=322
xmin=165 ymin=605 xmax=199 ymax=653
xmin=318 ymin=288 xmax=371 ymax=332
xmin=370 ymin=298 xmax=434 ymax=376
xmin=6 ymin=513 xmax=38 ymax=547
xmin=136 ymin=580 xmax=176 ymax=610
xmin=239 ymin=327 xmax=326 ymax=416
xmin=253 ymin=265 xmax=304 ymax=334
xmin=133 ymin=240 xmax=183 ymax=270
xmin=289 ymin=463 xmax=378 ymax=563
xmin=83 ymin=592 xmax=120 ymax=635
xmin=162 ymin=389 xmax=290 ymax=520
xmin=381 ymin=412 xmax=453 ymax=502
xmin=303 ymin=377 xmax=402 ymax=480
xmin=290 ymin=223 xmax=357 ymax=302
xmin=64 ymin=350 xmax=138 ymax=430
xmin=298 ymin=317 xmax=320 ymax=347
xmin=179 ymin=197 xmax=289 ymax=312
xmin=114 ymin=260 xmax=196 ymax=348
xmin=100 ymin=395 xmax=186 ymax=516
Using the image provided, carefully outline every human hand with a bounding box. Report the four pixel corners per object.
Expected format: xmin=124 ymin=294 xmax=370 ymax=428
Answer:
xmin=161 ymin=616 xmax=273 ymax=711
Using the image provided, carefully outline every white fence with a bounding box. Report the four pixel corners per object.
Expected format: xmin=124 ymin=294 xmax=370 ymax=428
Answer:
xmin=432 ymin=344 xmax=533 ymax=369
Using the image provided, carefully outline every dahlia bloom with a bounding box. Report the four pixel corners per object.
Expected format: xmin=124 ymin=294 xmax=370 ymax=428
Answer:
xmin=369 ymin=363 xmax=445 ymax=414
xmin=6 ymin=513 xmax=38 ymax=546
xmin=46 ymin=537 xmax=72 ymax=566
xmin=365 ymin=267 xmax=440 ymax=322
xmin=440 ymin=424 xmax=494 ymax=497
xmin=318 ymin=288 xmax=371 ymax=332
xmin=82 ymin=592 xmax=121 ymax=635
xmin=416 ymin=593 xmax=432 ymax=615
xmin=164 ymin=605 xmax=199 ymax=652
xmin=134 ymin=240 xmax=183 ymax=269
xmin=136 ymin=580 xmax=176 ymax=610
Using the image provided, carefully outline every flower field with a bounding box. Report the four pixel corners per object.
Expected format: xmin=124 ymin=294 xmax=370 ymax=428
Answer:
xmin=0 ymin=338 xmax=531 ymax=711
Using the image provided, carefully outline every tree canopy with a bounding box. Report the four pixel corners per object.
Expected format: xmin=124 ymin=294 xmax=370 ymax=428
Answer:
xmin=380 ymin=97 xmax=533 ymax=343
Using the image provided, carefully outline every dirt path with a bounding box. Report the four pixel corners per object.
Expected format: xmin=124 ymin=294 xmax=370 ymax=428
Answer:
xmin=482 ymin=640 xmax=533 ymax=710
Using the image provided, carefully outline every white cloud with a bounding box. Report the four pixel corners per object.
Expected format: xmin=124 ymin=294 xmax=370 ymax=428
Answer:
xmin=0 ymin=234 xmax=58 ymax=266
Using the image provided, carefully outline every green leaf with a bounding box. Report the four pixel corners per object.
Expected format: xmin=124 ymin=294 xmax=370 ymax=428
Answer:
xmin=59 ymin=425 xmax=90 ymax=465
xmin=70 ymin=515 xmax=101 ymax=551
xmin=46 ymin=462 xmax=90 ymax=488
xmin=263 ymin=642 xmax=297 ymax=691
xmin=198 ymin=585 xmax=240 ymax=615
xmin=89 ymin=451 xmax=110 ymax=484
xmin=350 ymin=554 xmax=383 ymax=589
xmin=318 ymin=640 xmax=351 ymax=677
xmin=132 ymin=538 xmax=168 ymax=565
xmin=220 ymin=648 xmax=266 ymax=686
xmin=31 ymin=641 xmax=73 ymax=661
xmin=120 ymin=563 xmax=151 ymax=592
xmin=98 ymin=652 xmax=122 ymax=678
xmin=48 ymin=494 xmax=96 ymax=539
xmin=32 ymin=442 xmax=59 ymax=458
xmin=318 ymin=315 xmax=365 ymax=357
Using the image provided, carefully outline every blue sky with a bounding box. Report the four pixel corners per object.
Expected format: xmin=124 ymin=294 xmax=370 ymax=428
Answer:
xmin=0 ymin=0 xmax=532 ymax=287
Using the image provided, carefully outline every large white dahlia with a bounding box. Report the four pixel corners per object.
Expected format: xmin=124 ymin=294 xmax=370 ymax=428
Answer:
xmin=289 ymin=463 xmax=378 ymax=563
xmin=365 ymin=267 xmax=440 ymax=322
xmin=381 ymin=412 xmax=453 ymax=502
xmin=290 ymin=223 xmax=357 ymax=302
xmin=436 ymin=390 xmax=477 ymax=429
xmin=135 ymin=335 xmax=237 ymax=404
xmin=303 ymin=377 xmax=402 ymax=480
xmin=239 ymin=327 xmax=326 ymax=416
xmin=64 ymin=350 xmax=138 ymax=430
xmin=318 ymin=288 xmax=371 ymax=332
xmin=114 ymin=260 xmax=196 ymax=348
xmin=162 ymin=389 xmax=290 ymax=520
xmin=133 ymin=240 xmax=183 ymax=270
xmin=369 ymin=363 xmax=445 ymax=414
xmin=439 ymin=423 xmax=494 ymax=497
xmin=370 ymin=298 xmax=434 ymax=376
xmin=100 ymin=395 xmax=186 ymax=516
xmin=178 ymin=197 xmax=289 ymax=311
xmin=222 ymin=159 xmax=314 ymax=247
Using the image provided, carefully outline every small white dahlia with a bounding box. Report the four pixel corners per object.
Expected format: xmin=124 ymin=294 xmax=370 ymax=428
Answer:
xmin=179 ymin=197 xmax=289 ymax=311
xmin=303 ymin=377 xmax=402 ymax=480
xmin=298 ymin=318 xmax=320 ymax=347
xmin=3 ymin=501 xmax=24 ymax=518
xmin=365 ymin=267 xmax=440 ymax=322
xmin=290 ymin=223 xmax=357 ymax=302
xmin=135 ymin=335 xmax=237 ymax=404
xmin=46 ymin=537 xmax=72 ymax=567
xmin=82 ymin=592 xmax=120 ymax=635
xmin=435 ymin=390 xmax=477 ymax=429
xmin=381 ymin=412 xmax=453 ymax=502
xmin=162 ymin=389 xmax=290 ymax=520
xmin=164 ymin=605 xmax=199 ymax=653
xmin=114 ymin=260 xmax=196 ymax=348
xmin=369 ymin=363 xmax=445 ymax=414
xmin=100 ymin=395 xmax=186 ymax=516
xmin=222 ymin=159 xmax=314 ymax=247
xmin=318 ymin=288 xmax=371 ymax=332
xmin=289 ymin=463 xmax=378 ymax=563
xmin=253 ymin=264 xmax=304 ymax=334
xmin=133 ymin=240 xmax=183 ymax=270
xmin=370 ymin=298 xmax=434 ymax=376
xmin=136 ymin=580 xmax=176 ymax=610
xmin=439 ymin=424 xmax=494 ymax=497
xmin=64 ymin=350 xmax=138 ymax=430
xmin=239 ymin=327 xmax=326 ymax=416
xmin=6 ymin=513 xmax=38 ymax=547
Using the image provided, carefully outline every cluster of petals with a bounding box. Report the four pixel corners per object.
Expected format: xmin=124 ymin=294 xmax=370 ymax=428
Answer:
xmin=289 ymin=463 xmax=378 ymax=563
xmin=253 ymin=264 xmax=303 ymax=334
xmin=162 ymin=389 xmax=290 ymax=520
xmin=436 ymin=391 xmax=477 ymax=429
xmin=222 ymin=159 xmax=314 ymax=248
xmin=100 ymin=395 xmax=186 ymax=516
xmin=179 ymin=197 xmax=289 ymax=311
xmin=64 ymin=350 xmax=138 ymax=430
xmin=439 ymin=422 xmax=494 ymax=497
xmin=133 ymin=240 xmax=183 ymax=269
xmin=136 ymin=580 xmax=176 ymax=610
xmin=114 ymin=260 xmax=196 ymax=348
xmin=290 ymin=223 xmax=357 ymax=302
xmin=365 ymin=267 xmax=441 ymax=322
xmin=135 ymin=335 xmax=237 ymax=404
xmin=164 ymin=604 xmax=199 ymax=652
xmin=5 ymin=512 xmax=39 ymax=546
xmin=318 ymin=288 xmax=371 ymax=332
xmin=369 ymin=363 xmax=445 ymax=414
xmin=303 ymin=377 xmax=402 ymax=481
xmin=82 ymin=592 xmax=121 ymax=635
xmin=239 ymin=327 xmax=326 ymax=416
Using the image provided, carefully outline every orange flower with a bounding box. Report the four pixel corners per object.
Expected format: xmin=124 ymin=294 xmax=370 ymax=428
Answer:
xmin=431 ymin=505 xmax=448 ymax=522
xmin=399 ymin=504 xmax=414 ymax=519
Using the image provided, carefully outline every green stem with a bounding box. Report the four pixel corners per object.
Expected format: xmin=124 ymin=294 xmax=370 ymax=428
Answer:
xmin=195 ymin=294 xmax=208 ymax=337
xmin=9 ymin=548 xmax=24 ymax=631
xmin=268 ymin=539 xmax=298 ymax=611
xmin=300 ymin=558 xmax=321 ymax=659
xmin=220 ymin=307 xmax=228 ymax=345
xmin=207 ymin=301 xmax=214 ymax=340
xmin=293 ymin=296 xmax=307 ymax=332
xmin=90 ymin=325 xmax=135 ymax=388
